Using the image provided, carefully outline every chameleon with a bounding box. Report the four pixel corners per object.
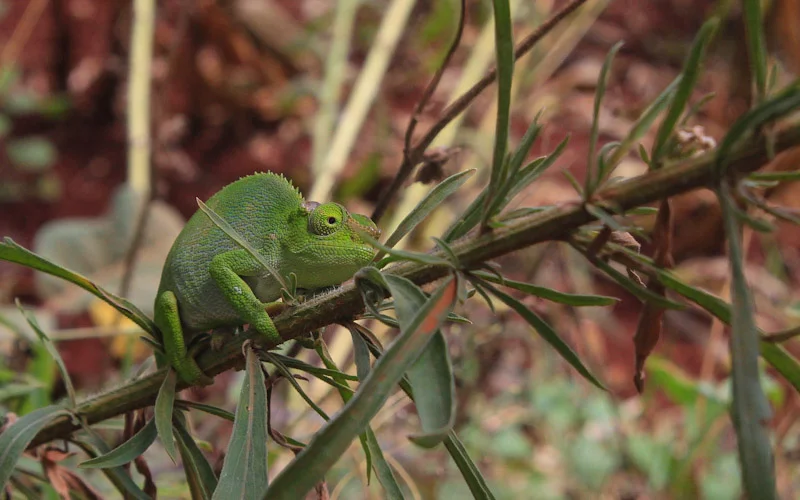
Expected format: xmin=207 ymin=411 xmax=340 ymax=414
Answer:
xmin=154 ymin=172 xmax=380 ymax=385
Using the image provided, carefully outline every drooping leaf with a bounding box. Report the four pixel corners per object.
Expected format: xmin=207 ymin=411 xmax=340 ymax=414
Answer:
xmin=443 ymin=432 xmax=496 ymax=500
xmin=325 ymin=330 xmax=404 ymax=498
xmin=263 ymin=352 xmax=330 ymax=421
xmin=0 ymin=238 xmax=156 ymax=336
xmin=357 ymin=329 xmax=495 ymax=500
xmin=174 ymin=415 xmax=218 ymax=500
xmin=585 ymin=256 xmax=684 ymax=309
xmin=71 ymin=431 xmax=152 ymax=500
xmin=407 ymin=331 xmax=456 ymax=448
xmin=263 ymin=276 xmax=458 ymax=500
xmin=0 ymin=405 xmax=71 ymax=487
xmin=479 ymin=280 xmax=605 ymax=390
xmin=79 ymin=419 xmax=158 ymax=469
xmin=154 ymin=369 xmax=178 ymax=463
xmin=472 ymin=271 xmax=617 ymax=306
xmin=213 ymin=344 xmax=269 ymax=499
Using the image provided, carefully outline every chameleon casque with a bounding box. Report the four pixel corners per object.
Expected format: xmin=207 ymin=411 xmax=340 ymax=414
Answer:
xmin=154 ymin=172 xmax=380 ymax=385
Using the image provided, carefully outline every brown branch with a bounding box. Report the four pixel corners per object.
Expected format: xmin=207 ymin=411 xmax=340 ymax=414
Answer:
xmin=372 ymin=0 xmax=590 ymax=221
xmin=26 ymin=125 xmax=800 ymax=449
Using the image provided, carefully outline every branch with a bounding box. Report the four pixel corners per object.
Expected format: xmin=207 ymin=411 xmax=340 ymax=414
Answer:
xmin=29 ymin=126 xmax=800 ymax=447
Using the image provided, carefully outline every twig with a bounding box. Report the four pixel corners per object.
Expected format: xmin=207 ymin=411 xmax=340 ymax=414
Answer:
xmin=372 ymin=0 xmax=589 ymax=221
xmin=402 ymin=0 xmax=467 ymax=163
xmin=26 ymin=125 xmax=800 ymax=448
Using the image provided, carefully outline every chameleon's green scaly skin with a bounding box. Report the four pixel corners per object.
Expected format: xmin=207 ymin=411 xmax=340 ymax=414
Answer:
xmin=154 ymin=172 xmax=379 ymax=385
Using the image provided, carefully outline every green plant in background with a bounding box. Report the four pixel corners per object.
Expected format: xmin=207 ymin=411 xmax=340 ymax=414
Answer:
xmin=2 ymin=0 xmax=800 ymax=499
xmin=0 ymin=66 xmax=67 ymax=173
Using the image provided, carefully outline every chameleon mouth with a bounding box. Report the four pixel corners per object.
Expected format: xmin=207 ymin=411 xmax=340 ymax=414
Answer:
xmin=346 ymin=217 xmax=381 ymax=240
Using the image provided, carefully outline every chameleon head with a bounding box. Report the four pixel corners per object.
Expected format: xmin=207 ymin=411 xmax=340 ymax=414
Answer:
xmin=286 ymin=201 xmax=380 ymax=289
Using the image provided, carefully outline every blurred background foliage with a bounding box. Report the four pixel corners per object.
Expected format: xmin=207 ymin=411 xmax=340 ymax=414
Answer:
xmin=2 ymin=0 xmax=800 ymax=498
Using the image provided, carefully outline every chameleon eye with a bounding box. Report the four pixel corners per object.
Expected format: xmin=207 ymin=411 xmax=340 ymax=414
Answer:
xmin=309 ymin=203 xmax=345 ymax=236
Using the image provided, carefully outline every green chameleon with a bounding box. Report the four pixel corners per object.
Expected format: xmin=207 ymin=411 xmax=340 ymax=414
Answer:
xmin=154 ymin=172 xmax=380 ymax=385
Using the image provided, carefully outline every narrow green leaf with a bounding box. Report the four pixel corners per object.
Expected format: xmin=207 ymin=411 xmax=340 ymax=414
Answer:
xmin=652 ymin=18 xmax=718 ymax=164
xmin=445 ymin=137 xmax=567 ymax=242
xmin=79 ymin=419 xmax=158 ymax=469
xmin=407 ymin=332 xmax=456 ymax=448
xmin=587 ymin=41 xmax=624 ymax=194
xmin=562 ymin=170 xmax=584 ymax=197
xmin=473 ymin=271 xmax=618 ymax=307
xmin=584 ymin=204 xmax=627 ymax=233
xmin=268 ymin=354 xmax=359 ymax=382
xmin=633 ymin=259 xmax=800 ymax=394
xmin=357 ymin=330 xmax=495 ymax=499
xmin=15 ymin=300 xmax=76 ymax=408
xmin=509 ymin=136 xmax=568 ymax=196
xmin=377 ymin=169 xmax=476 ymax=259
xmin=743 ymin=0 xmax=768 ymax=103
xmin=432 ymin=237 xmax=461 ymax=267
xmin=361 ymin=428 xmax=404 ymax=499
xmin=71 ymin=434 xmax=151 ymax=500
xmin=155 ymin=369 xmax=178 ymax=463
xmin=197 ymin=198 xmax=290 ymax=294
xmin=443 ymin=432 xmax=497 ymax=500
xmin=174 ymin=415 xmax=218 ymax=500
xmin=0 ymin=405 xmax=71 ymax=487
xmin=360 ymin=231 xmax=451 ymax=268
xmin=482 ymin=0 xmax=515 ymax=231
xmin=483 ymin=281 xmax=605 ymax=390
xmin=264 ymin=276 xmax=458 ymax=500
xmin=607 ymin=78 xmax=681 ymax=171
xmin=718 ymin=184 xmax=776 ymax=499
xmin=748 ymin=171 xmax=800 ymax=182
xmin=716 ymin=83 xmax=800 ymax=175
xmin=263 ymin=352 xmax=330 ymax=421
xmin=0 ymin=238 xmax=156 ymax=337
xmin=328 ymin=331 xmax=404 ymax=498
xmin=176 ymin=400 xmax=235 ymax=422
xmin=507 ymin=118 xmax=543 ymax=179
xmin=213 ymin=344 xmax=269 ymax=499
xmin=486 ymin=120 xmax=543 ymax=217
xmin=758 ymin=343 xmax=800 ymax=394
xmin=589 ymin=257 xmax=685 ymax=309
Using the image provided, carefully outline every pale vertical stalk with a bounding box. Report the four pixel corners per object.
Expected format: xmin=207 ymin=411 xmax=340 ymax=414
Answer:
xmin=309 ymin=0 xmax=417 ymax=202
xmin=310 ymin=0 xmax=360 ymax=175
xmin=127 ymin=0 xmax=155 ymax=197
